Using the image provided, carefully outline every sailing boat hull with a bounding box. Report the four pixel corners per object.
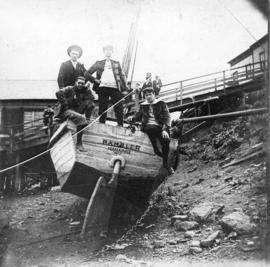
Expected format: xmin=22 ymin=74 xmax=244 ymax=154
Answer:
xmin=50 ymin=121 xmax=178 ymax=199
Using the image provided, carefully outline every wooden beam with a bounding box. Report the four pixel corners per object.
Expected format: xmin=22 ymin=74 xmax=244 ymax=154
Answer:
xmin=222 ymin=150 xmax=265 ymax=169
xmin=177 ymin=108 xmax=267 ymax=124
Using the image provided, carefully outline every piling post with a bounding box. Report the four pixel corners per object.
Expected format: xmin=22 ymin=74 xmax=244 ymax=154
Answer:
xmin=265 ymin=0 xmax=270 ymax=259
xmin=14 ymin=152 xmax=22 ymax=192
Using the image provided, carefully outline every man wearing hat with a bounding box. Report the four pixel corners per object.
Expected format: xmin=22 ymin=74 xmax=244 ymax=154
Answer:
xmin=57 ymin=45 xmax=86 ymax=89
xmin=129 ymin=87 xmax=174 ymax=175
xmin=55 ymin=76 xmax=95 ymax=151
xmin=142 ymin=72 xmax=153 ymax=91
xmin=84 ymin=45 xmax=127 ymax=126
xmin=153 ymin=75 xmax=163 ymax=96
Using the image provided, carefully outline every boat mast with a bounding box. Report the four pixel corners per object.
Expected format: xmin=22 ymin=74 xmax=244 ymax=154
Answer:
xmin=130 ymin=41 xmax=139 ymax=84
xmin=121 ymin=8 xmax=140 ymax=79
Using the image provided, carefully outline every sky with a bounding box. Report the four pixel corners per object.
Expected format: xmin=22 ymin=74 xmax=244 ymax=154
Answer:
xmin=0 ymin=0 xmax=267 ymax=85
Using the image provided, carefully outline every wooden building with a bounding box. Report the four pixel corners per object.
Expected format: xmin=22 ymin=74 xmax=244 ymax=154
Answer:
xmin=228 ymin=34 xmax=267 ymax=71
xmin=0 ymin=80 xmax=57 ymax=134
xmin=0 ymin=80 xmax=57 ymax=192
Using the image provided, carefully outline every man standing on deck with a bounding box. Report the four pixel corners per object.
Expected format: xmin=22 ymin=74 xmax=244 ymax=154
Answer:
xmin=55 ymin=76 xmax=95 ymax=151
xmin=142 ymin=72 xmax=153 ymax=91
xmin=84 ymin=45 xmax=127 ymax=126
xmin=153 ymin=75 xmax=162 ymax=96
xmin=57 ymin=45 xmax=86 ymax=89
xmin=129 ymin=87 xmax=174 ymax=175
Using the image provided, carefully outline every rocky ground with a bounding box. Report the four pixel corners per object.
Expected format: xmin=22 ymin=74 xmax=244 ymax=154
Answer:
xmin=0 ymin=115 xmax=269 ymax=267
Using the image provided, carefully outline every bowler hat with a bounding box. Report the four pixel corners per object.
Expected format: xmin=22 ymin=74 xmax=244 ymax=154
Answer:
xmin=67 ymin=45 xmax=83 ymax=58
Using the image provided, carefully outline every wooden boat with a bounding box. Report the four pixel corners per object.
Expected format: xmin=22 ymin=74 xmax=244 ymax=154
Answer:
xmin=49 ymin=120 xmax=179 ymax=236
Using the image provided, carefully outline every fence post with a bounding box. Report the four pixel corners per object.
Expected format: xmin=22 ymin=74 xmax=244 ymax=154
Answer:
xmin=14 ymin=152 xmax=22 ymax=192
xmin=0 ymin=151 xmax=5 ymax=192
xmin=180 ymin=81 xmax=183 ymax=106
xmin=214 ymin=78 xmax=217 ymax=91
xmin=5 ymin=152 xmax=13 ymax=193
xmin=9 ymin=128 xmax=14 ymax=152
xmin=223 ymin=71 xmax=226 ymax=94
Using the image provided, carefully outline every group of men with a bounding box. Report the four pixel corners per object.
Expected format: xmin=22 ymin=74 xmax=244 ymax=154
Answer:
xmin=54 ymin=44 xmax=173 ymax=173
xmin=142 ymin=72 xmax=162 ymax=97
xmin=57 ymin=45 xmax=126 ymax=126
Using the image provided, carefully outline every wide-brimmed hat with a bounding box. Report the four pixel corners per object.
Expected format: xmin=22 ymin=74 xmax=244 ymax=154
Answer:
xmin=146 ymin=72 xmax=152 ymax=79
xmin=67 ymin=45 xmax=83 ymax=58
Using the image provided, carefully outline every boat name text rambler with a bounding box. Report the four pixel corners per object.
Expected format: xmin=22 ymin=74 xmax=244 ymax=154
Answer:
xmin=102 ymin=139 xmax=141 ymax=152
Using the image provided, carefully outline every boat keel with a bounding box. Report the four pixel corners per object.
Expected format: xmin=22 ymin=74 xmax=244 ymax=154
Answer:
xmin=80 ymin=161 xmax=120 ymax=238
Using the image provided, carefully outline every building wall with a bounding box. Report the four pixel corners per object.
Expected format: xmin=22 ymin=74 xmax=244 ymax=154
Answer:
xmin=23 ymin=110 xmax=44 ymax=129
xmin=252 ymin=42 xmax=267 ymax=67
xmin=230 ymin=55 xmax=253 ymax=69
xmin=230 ymin=40 xmax=267 ymax=69
xmin=0 ymin=100 xmax=56 ymax=133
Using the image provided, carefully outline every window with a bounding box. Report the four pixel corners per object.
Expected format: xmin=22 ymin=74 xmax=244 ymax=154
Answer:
xmin=24 ymin=111 xmax=43 ymax=130
xmin=259 ymin=51 xmax=265 ymax=70
xmin=246 ymin=64 xmax=253 ymax=78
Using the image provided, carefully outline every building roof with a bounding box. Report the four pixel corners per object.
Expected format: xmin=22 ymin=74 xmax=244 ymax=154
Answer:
xmin=228 ymin=48 xmax=252 ymax=66
xmin=228 ymin=34 xmax=267 ymax=66
xmin=0 ymin=80 xmax=58 ymax=100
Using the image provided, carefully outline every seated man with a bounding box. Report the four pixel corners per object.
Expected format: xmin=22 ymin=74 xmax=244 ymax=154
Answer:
xmin=74 ymin=78 xmax=96 ymax=123
xmin=131 ymin=87 xmax=174 ymax=174
xmin=55 ymin=76 xmax=95 ymax=151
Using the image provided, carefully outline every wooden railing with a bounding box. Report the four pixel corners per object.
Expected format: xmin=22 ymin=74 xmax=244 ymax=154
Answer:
xmin=159 ymin=61 xmax=266 ymax=104
xmin=0 ymin=118 xmax=49 ymax=151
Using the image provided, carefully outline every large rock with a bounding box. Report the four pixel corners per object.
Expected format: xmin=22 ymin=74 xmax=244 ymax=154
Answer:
xmin=189 ymin=246 xmax=203 ymax=253
xmin=184 ymin=230 xmax=196 ymax=238
xmin=175 ymin=221 xmax=199 ymax=231
xmin=190 ymin=202 xmax=214 ymax=222
xmin=152 ymin=240 xmax=166 ymax=248
xmin=200 ymin=230 xmax=220 ymax=248
xmin=220 ymin=211 xmax=256 ymax=234
xmin=0 ymin=215 xmax=9 ymax=232
xmin=189 ymin=240 xmax=201 ymax=247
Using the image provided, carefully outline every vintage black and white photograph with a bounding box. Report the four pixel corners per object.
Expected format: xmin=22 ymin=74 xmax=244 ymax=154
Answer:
xmin=0 ymin=0 xmax=269 ymax=266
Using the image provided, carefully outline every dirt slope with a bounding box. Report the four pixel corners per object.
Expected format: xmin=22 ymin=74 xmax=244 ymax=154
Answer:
xmin=0 ymin=116 xmax=268 ymax=267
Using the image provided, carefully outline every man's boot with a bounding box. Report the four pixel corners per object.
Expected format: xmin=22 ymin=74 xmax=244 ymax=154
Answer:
xmin=76 ymin=126 xmax=87 ymax=152
xmin=162 ymin=141 xmax=174 ymax=175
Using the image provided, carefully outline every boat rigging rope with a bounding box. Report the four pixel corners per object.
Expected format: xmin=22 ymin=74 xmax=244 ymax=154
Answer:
xmin=217 ymin=0 xmax=259 ymax=42
xmin=0 ymin=90 xmax=135 ymax=175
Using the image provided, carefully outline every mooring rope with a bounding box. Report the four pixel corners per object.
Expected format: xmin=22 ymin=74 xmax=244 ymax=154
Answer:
xmin=0 ymin=90 xmax=135 ymax=174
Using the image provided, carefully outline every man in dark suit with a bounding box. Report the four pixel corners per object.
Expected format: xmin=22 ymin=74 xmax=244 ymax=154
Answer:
xmin=84 ymin=45 xmax=127 ymax=126
xmin=142 ymin=72 xmax=152 ymax=91
xmin=57 ymin=45 xmax=86 ymax=89
xmin=153 ymin=75 xmax=162 ymax=96
xmin=55 ymin=76 xmax=94 ymax=151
